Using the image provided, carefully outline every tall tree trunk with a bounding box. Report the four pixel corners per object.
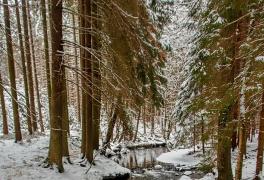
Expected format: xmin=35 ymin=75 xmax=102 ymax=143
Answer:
xmin=72 ymin=13 xmax=81 ymax=123
xmin=48 ymin=0 xmax=64 ymax=173
xmin=235 ymin=122 xmax=246 ymax=180
xmin=104 ymin=105 xmax=118 ymax=147
xmin=151 ymin=108 xmax=154 ymax=136
xmin=85 ymin=0 xmax=94 ymax=161
xmin=21 ymin=0 xmax=38 ymax=132
xmin=133 ymin=108 xmax=141 ymax=142
xmin=217 ymin=106 xmax=233 ymax=180
xmin=234 ymin=8 xmax=249 ymax=179
xmin=0 ymin=72 xmax=8 ymax=135
xmin=14 ymin=0 xmax=32 ymax=135
xmin=79 ymin=0 xmax=87 ymax=155
xmin=143 ymin=105 xmax=146 ymax=134
xmin=40 ymin=0 xmax=52 ymax=120
xmin=201 ymin=115 xmax=205 ymax=154
xmin=3 ymin=0 xmax=22 ymax=142
xmin=255 ymin=91 xmax=264 ymax=179
xmin=80 ymin=0 xmax=93 ymax=163
xmin=235 ymin=75 xmax=247 ymax=180
xmin=27 ymin=1 xmax=44 ymax=132
xmin=92 ymin=0 xmax=101 ymax=150
xmin=193 ymin=116 xmax=196 ymax=153
xmin=62 ymin=62 xmax=70 ymax=160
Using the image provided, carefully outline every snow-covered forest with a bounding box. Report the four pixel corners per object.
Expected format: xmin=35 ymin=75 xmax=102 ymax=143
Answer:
xmin=0 ymin=0 xmax=264 ymax=179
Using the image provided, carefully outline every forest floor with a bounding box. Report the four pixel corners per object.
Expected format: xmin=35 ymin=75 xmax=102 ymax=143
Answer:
xmin=0 ymin=133 xmax=262 ymax=180
xmin=155 ymin=135 xmax=262 ymax=179
xmin=0 ymin=134 xmax=130 ymax=180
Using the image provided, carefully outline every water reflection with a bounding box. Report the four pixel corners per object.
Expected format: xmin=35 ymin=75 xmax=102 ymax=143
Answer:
xmin=117 ymin=147 xmax=205 ymax=180
xmin=119 ymin=147 xmax=168 ymax=170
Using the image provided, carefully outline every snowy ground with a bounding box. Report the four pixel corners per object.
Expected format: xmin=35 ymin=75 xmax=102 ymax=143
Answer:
xmin=0 ymin=133 xmax=262 ymax=180
xmin=156 ymin=136 xmax=263 ymax=179
xmin=157 ymin=148 xmax=203 ymax=169
xmin=0 ymin=134 xmax=130 ymax=180
xmin=231 ymin=136 xmax=261 ymax=179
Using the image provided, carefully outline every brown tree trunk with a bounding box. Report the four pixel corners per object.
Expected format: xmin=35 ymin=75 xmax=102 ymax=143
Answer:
xmin=143 ymin=105 xmax=146 ymax=134
xmin=21 ymin=0 xmax=38 ymax=132
xmin=0 ymin=72 xmax=8 ymax=135
xmin=201 ymin=115 xmax=205 ymax=154
xmin=79 ymin=0 xmax=87 ymax=154
xmin=27 ymin=1 xmax=44 ymax=132
xmin=133 ymin=108 xmax=141 ymax=142
xmin=3 ymin=0 xmax=22 ymax=142
xmin=92 ymin=0 xmax=101 ymax=150
xmin=104 ymin=105 xmax=118 ymax=147
xmin=255 ymin=91 xmax=264 ymax=179
xmin=48 ymin=0 xmax=64 ymax=173
xmin=79 ymin=0 xmax=93 ymax=163
xmin=62 ymin=62 xmax=70 ymax=160
xmin=217 ymin=106 xmax=233 ymax=180
xmin=40 ymin=0 xmax=52 ymax=120
xmin=14 ymin=0 xmax=32 ymax=135
xmin=151 ymin=108 xmax=154 ymax=136
xmin=72 ymin=13 xmax=81 ymax=123
xmin=235 ymin=122 xmax=246 ymax=180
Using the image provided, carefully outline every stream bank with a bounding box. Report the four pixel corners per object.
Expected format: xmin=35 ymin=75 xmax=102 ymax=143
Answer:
xmin=111 ymin=144 xmax=206 ymax=180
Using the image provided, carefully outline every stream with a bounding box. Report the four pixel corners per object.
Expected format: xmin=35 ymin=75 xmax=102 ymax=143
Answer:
xmin=116 ymin=147 xmax=205 ymax=180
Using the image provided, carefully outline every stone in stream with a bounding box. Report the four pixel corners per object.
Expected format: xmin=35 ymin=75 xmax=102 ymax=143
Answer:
xmin=154 ymin=165 xmax=163 ymax=170
xmin=184 ymin=171 xmax=192 ymax=176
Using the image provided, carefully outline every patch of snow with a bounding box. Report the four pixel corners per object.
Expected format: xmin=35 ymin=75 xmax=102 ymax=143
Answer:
xmin=179 ymin=175 xmax=192 ymax=180
xmin=0 ymin=135 xmax=130 ymax=180
xmin=184 ymin=171 xmax=192 ymax=176
xmin=154 ymin=164 xmax=163 ymax=170
xmin=156 ymin=148 xmax=202 ymax=168
xmin=256 ymin=56 xmax=264 ymax=62
xmin=199 ymin=173 xmax=215 ymax=180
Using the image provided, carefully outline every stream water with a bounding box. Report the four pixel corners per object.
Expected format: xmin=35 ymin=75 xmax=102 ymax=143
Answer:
xmin=117 ymin=147 xmax=205 ymax=180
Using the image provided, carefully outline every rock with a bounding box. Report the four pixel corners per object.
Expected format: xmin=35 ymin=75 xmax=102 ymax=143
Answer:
xmin=175 ymin=172 xmax=180 ymax=176
xmin=103 ymin=173 xmax=130 ymax=180
xmin=105 ymin=149 xmax=116 ymax=158
xmin=154 ymin=165 xmax=163 ymax=170
xmin=184 ymin=171 xmax=192 ymax=176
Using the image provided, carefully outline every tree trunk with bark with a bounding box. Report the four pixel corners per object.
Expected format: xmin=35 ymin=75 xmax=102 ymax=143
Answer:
xmin=14 ymin=0 xmax=32 ymax=135
xmin=133 ymin=108 xmax=141 ymax=142
xmin=217 ymin=106 xmax=233 ymax=180
xmin=0 ymin=72 xmax=8 ymax=135
xmin=3 ymin=0 xmax=22 ymax=142
xmin=27 ymin=1 xmax=44 ymax=132
xmin=79 ymin=0 xmax=93 ymax=163
xmin=21 ymin=0 xmax=38 ymax=132
xmin=40 ymin=0 xmax=52 ymax=120
xmin=92 ymin=0 xmax=101 ymax=150
xmin=48 ymin=0 xmax=65 ymax=173
xmin=72 ymin=13 xmax=81 ymax=123
xmin=255 ymin=91 xmax=264 ymax=179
